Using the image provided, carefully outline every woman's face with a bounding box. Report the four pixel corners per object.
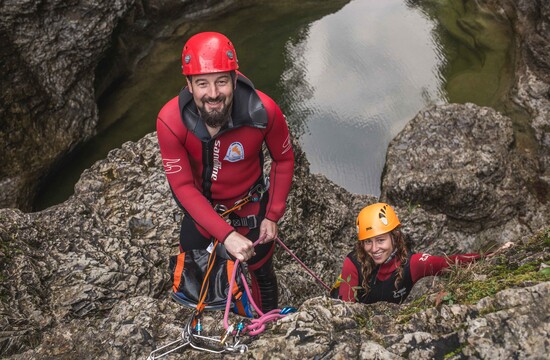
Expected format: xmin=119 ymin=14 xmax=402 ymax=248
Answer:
xmin=362 ymin=232 xmax=394 ymax=265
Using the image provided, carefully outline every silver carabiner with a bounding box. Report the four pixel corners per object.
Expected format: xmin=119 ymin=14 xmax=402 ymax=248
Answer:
xmin=147 ymin=335 xmax=190 ymax=359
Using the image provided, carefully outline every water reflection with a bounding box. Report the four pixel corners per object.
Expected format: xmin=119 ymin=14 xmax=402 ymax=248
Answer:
xmin=411 ymin=0 xmax=514 ymax=106
xmin=34 ymin=0 xmax=518 ymax=209
xmin=283 ymin=0 xmax=447 ymax=194
xmin=282 ymin=0 xmax=516 ymax=195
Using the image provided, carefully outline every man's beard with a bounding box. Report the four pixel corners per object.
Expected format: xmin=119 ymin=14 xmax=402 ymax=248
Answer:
xmin=198 ymin=95 xmax=232 ymax=128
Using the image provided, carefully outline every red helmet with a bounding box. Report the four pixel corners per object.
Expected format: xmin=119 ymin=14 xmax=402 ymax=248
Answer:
xmin=181 ymin=32 xmax=239 ymax=76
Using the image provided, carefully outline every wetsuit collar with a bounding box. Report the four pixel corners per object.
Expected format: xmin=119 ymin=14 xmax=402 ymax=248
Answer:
xmin=371 ymin=253 xmax=401 ymax=284
xmin=178 ymin=73 xmax=268 ymax=142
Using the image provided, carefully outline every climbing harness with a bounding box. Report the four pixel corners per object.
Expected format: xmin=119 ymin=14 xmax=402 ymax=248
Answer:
xmin=147 ymin=182 xmax=329 ymax=358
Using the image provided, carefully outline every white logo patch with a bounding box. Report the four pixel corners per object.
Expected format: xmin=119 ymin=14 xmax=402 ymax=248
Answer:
xmin=419 ymin=253 xmax=431 ymax=262
xmin=224 ymin=142 xmax=245 ymax=162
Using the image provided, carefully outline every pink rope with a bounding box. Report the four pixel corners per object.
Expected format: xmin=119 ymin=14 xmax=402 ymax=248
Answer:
xmin=223 ymin=236 xmax=329 ymax=335
xmin=244 ymin=310 xmax=285 ymax=336
xmin=224 ymin=238 xmax=279 ymax=333
xmin=223 ymin=257 xmax=243 ymax=329
xmin=239 ymin=273 xmax=264 ymax=316
xmin=275 ymin=237 xmax=331 ymax=291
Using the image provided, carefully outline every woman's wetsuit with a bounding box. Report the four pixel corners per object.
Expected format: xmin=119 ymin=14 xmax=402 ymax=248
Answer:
xmin=337 ymin=251 xmax=480 ymax=304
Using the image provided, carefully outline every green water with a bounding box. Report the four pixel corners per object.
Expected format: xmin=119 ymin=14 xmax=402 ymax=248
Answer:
xmin=424 ymin=0 xmax=513 ymax=104
xmin=34 ymin=0 xmax=527 ymax=210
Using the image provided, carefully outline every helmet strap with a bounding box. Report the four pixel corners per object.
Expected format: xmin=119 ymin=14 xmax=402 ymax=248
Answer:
xmin=230 ymin=71 xmax=237 ymax=88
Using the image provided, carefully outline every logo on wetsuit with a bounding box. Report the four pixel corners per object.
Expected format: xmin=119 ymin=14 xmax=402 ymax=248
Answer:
xmin=419 ymin=253 xmax=431 ymax=262
xmin=282 ymin=135 xmax=292 ymax=155
xmin=162 ymin=158 xmax=182 ymax=174
xmin=224 ymin=142 xmax=245 ymax=162
xmin=212 ymin=140 xmax=222 ymax=181
xmin=393 ymin=287 xmax=407 ymax=299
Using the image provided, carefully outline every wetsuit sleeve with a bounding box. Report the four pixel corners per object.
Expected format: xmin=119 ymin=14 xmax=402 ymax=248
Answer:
xmin=409 ymin=253 xmax=481 ymax=283
xmin=260 ymin=92 xmax=294 ymax=222
xmin=156 ymin=102 xmax=235 ymax=242
xmin=338 ymin=257 xmax=360 ymax=302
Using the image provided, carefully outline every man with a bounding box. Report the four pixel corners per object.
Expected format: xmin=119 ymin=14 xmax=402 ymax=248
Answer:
xmin=156 ymin=32 xmax=294 ymax=312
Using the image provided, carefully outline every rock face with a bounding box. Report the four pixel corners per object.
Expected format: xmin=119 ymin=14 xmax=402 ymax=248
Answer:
xmin=0 ymin=0 xmax=133 ymax=210
xmin=512 ymin=0 xmax=550 ymax=189
xmin=485 ymin=0 xmax=550 ymax=191
xmin=1 ymin=131 xmax=548 ymax=360
xmin=0 ymin=0 xmax=241 ymax=210
xmin=251 ymin=281 xmax=550 ymax=360
xmin=1 ymin=0 xmax=549 ymax=359
xmin=0 ymin=132 xmax=370 ymax=358
xmin=381 ymin=103 xmax=549 ymax=254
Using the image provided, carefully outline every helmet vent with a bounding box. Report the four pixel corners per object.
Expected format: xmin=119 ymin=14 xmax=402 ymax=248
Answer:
xmin=379 ymin=206 xmax=388 ymax=225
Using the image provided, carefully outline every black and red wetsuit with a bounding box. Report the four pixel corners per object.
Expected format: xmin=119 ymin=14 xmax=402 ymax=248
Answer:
xmin=336 ymin=251 xmax=480 ymax=304
xmin=157 ymin=73 xmax=294 ymax=311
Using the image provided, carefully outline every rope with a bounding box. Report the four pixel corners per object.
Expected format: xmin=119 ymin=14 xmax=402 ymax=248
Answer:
xmin=192 ymin=182 xmax=331 ymax=338
xmin=194 ymin=240 xmax=219 ymax=315
xmin=222 ymin=235 xmax=330 ymax=336
xmin=192 ymin=196 xmax=253 ymax=319
xmin=274 ymin=237 xmax=331 ymax=291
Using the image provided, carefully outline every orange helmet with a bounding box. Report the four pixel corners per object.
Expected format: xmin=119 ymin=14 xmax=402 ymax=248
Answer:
xmin=181 ymin=32 xmax=239 ymax=76
xmin=356 ymin=203 xmax=401 ymax=240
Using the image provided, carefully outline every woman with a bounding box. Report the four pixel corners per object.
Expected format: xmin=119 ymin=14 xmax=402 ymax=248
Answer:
xmin=333 ymin=202 xmax=503 ymax=304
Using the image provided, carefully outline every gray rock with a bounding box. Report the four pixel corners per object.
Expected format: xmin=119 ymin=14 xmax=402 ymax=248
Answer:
xmin=0 ymin=0 xmax=242 ymax=210
xmin=381 ymin=103 xmax=549 ymax=254
xmin=0 ymin=0 xmax=135 ymax=210
xmin=1 ymin=0 xmax=549 ymax=359
xmin=1 ymin=130 xmax=549 ymax=359
xmin=482 ymin=0 xmax=550 ymax=198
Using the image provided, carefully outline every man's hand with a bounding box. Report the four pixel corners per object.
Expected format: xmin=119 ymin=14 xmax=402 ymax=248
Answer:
xmin=224 ymin=231 xmax=255 ymax=262
xmin=258 ymin=218 xmax=278 ymax=244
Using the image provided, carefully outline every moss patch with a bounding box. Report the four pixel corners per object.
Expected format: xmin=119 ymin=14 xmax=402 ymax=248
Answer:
xmin=398 ymin=227 xmax=550 ymax=321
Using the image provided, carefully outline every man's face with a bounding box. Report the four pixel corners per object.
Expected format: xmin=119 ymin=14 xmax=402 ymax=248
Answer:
xmin=187 ymin=72 xmax=234 ymax=128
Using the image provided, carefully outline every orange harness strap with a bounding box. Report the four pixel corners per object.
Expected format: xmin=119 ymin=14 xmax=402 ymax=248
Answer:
xmin=193 ymin=195 xmax=253 ymax=318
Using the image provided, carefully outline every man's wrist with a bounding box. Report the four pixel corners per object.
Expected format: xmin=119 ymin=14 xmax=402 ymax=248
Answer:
xmin=219 ymin=229 xmax=235 ymax=244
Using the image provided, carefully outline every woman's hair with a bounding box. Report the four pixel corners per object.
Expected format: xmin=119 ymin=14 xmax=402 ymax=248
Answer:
xmin=354 ymin=227 xmax=410 ymax=297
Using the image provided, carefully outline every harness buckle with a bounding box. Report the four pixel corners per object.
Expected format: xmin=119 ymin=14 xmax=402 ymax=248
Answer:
xmin=246 ymin=214 xmax=258 ymax=229
xmin=228 ymin=214 xmax=258 ymax=229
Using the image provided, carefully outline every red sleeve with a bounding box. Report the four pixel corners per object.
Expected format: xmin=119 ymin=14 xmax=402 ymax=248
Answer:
xmin=338 ymin=257 xmax=360 ymax=302
xmin=259 ymin=92 xmax=294 ymax=222
xmin=156 ymin=98 xmax=234 ymax=242
xmin=410 ymin=253 xmax=481 ymax=283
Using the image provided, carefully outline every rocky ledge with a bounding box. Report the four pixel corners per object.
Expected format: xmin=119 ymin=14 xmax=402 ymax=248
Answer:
xmin=1 ymin=101 xmax=549 ymax=359
xmin=0 ymin=0 xmax=244 ymax=210
xmin=1 ymin=0 xmax=549 ymax=358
